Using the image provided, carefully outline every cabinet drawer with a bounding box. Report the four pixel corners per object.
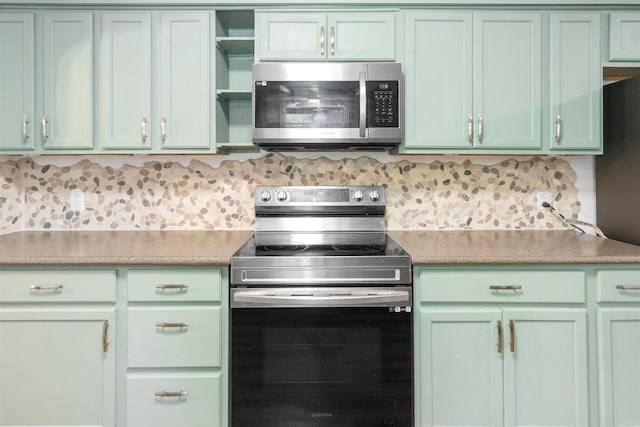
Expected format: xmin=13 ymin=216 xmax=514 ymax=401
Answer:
xmin=127 ymin=373 xmax=220 ymax=427
xmin=597 ymin=270 xmax=640 ymax=302
xmin=0 ymin=270 xmax=116 ymax=302
xmin=418 ymin=270 xmax=585 ymax=303
xmin=127 ymin=307 xmax=221 ymax=368
xmin=127 ymin=269 xmax=222 ymax=302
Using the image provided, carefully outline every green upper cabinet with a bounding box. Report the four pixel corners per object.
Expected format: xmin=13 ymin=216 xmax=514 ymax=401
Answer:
xmin=609 ymin=12 xmax=640 ymax=61
xmin=100 ymin=12 xmax=152 ymax=150
xmin=403 ymin=11 xmax=542 ymax=152
xmin=158 ymin=13 xmax=211 ymax=149
xmin=549 ymin=13 xmax=601 ymax=152
xmin=473 ymin=13 xmax=542 ymax=150
xmin=256 ymin=11 xmax=396 ymax=61
xmin=404 ymin=11 xmax=473 ymax=150
xmin=42 ymin=12 xmax=94 ymax=150
xmin=0 ymin=13 xmax=35 ymax=151
xmin=100 ymin=12 xmax=212 ymax=151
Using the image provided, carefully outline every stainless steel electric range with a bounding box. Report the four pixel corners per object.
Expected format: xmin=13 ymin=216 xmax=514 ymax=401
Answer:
xmin=230 ymin=185 xmax=413 ymax=427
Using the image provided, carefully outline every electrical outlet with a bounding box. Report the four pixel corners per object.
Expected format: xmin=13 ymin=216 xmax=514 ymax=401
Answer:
xmin=536 ymin=191 xmax=551 ymax=210
xmin=69 ymin=189 xmax=85 ymax=212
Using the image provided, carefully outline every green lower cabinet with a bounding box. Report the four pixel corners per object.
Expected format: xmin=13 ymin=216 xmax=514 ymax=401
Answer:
xmin=597 ymin=309 xmax=640 ymax=426
xmin=0 ymin=269 xmax=116 ymax=427
xmin=418 ymin=309 xmax=503 ymax=426
xmin=502 ymin=309 xmax=589 ymax=427
xmin=125 ymin=267 xmax=228 ymax=427
xmin=415 ymin=267 xmax=589 ymax=427
xmin=596 ymin=268 xmax=640 ymax=426
xmin=0 ymin=311 xmax=116 ymax=427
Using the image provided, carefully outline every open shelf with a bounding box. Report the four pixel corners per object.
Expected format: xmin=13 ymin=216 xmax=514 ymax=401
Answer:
xmin=215 ymin=10 xmax=255 ymax=150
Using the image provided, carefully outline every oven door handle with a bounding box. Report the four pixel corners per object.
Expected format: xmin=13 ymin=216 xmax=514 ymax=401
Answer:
xmin=232 ymin=287 xmax=411 ymax=308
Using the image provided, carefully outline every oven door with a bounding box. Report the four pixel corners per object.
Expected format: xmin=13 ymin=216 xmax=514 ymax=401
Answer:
xmin=230 ymin=286 xmax=413 ymax=427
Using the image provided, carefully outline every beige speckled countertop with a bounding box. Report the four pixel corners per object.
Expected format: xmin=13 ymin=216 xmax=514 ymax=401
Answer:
xmin=388 ymin=230 xmax=640 ymax=265
xmin=0 ymin=230 xmax=253 ymax=265
xmin=1 ymin=230 xmax=640 ymax=266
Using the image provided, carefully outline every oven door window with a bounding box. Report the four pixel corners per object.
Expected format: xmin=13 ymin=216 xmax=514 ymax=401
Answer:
xmin=231 ymin=307 xmax=412 ymax=427
xmin=254 ymin=81 xmax=360 ymax=129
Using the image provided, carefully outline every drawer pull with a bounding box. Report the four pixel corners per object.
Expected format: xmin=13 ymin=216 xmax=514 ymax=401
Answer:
xmin=155 ymin=322 xmax=189 ymax=329
xmin=154 ymin=390 xmax=188 ymax=398
xmin=155 ymin=284 xmax=188 ymax=291
xmin=30 ymin=284 xmax=64 ymax=292
xmin=489 ymin=285 xmax=522 ymax=291
xmin=616 ymin=285 xmax=640 ymax=291
xmin=497 ymin=320 xmax=503 ymax=353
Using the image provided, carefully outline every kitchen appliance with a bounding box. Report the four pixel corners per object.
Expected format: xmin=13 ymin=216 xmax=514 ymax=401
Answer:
xmin=252 ymin=62 xmax=403 ymax=151
xmin=596 ymin=75 xmax=640 ymax=245
xmin=230 ymin=185 xmax=413 ymax=427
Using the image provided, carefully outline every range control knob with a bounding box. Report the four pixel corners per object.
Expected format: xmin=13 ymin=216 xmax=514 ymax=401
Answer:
xmin=369 ymin=190 xmax=381 ymax=202
xmin=259 ymin=190 xmax=272 ymax=202
xmin=276 ymin=190 xmax=288 ymax=202
xmin=353 ymin=190 xmax=364 ymax=201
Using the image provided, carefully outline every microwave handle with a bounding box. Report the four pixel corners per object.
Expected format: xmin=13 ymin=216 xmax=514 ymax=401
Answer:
xmin=359 ymin=71 xmax=366 ymax=138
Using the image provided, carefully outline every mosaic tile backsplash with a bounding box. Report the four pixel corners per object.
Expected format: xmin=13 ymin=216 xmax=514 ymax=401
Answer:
xmin=0 ymin=154 xmax=579 ymax=235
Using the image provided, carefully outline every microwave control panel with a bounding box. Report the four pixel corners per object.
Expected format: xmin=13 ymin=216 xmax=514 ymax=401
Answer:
xmin=366 ymin=81 xmax=399 ymax=128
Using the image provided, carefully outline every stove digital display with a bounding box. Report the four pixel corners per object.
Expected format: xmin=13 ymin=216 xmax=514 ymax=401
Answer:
xmin=290 ymin=188 xmax=350 ymax=203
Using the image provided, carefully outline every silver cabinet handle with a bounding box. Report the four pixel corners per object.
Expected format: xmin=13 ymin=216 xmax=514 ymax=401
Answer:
xmin=320 ymin=26 xmax=325 ymax=55
xmin=41 ymin=115 xmax=48 ymax=142
xmin=141 ymin=116 xmax=148 ymax=144
xmin=156 ymin=284 xmax=188 ymax=291
xmin=22 ymin=116 xmax=29 ymax=144
xmin=477 ymin=114 xmax=483 ymax=143
xmin=103 ymin=320 xmax=110 ymax=353
xmin=509 ymin=319 xmax=515 ymax=352
xmin=30 ymin=284 xmax=64 ymax=291
xmin=359 ymin=71 xmax=366 ymax=138
xmin=489 ymin=285 xmax=522 ymax=291
xmin=555 ymin=115 xmax=561 ymax=143
xmin=616 ymin=285 xmax=640 ymax=291
xmin=467 ymin=114 xmax=473 ymax=143
xmin=330 ymin=26 xmax=335 ymax=55
xmin=160 ymin=115 xmax=167 ymax=144
xmin=155 ymin=322 xmax=189 ymax=328
xmin=155 ymin=391 xmax=187 ymax=398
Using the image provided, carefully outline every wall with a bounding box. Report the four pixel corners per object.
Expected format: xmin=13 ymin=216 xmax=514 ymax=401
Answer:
xmin=0 ymin=152 xmax=594 ymax=236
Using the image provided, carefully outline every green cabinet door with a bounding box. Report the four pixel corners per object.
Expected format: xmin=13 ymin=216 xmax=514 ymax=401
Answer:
xmin=609 ymin=12 xmax=640 ymax=61
xmin=0 ymin=311 xmax=115 ymax=427
xmin=549 ymin=13 xmax=601 ymax=152
xmin=42 ymin=12 xmax=93 ymax=150
xmin=503 ymin=309 xmax=589 ymax=427
xmin=598 ymin=308 xmax=640 ymax=426
xmin=256 ymin=11 xmax=395 ymax=61
xmin=256 ymin=12 xmax=326 ymax=60
xmin=327 ymin=12 xmax=395 ymax=61
xmin=417 ymin=308 xmax=503 ymax=427
xmin=100 ymin=12 xmax=152 ymax=150
xmin=404 ymin=12 xmax=473 ymax=150
xmin=158 ymin=12 xmax=211 ymax=149
xmin=473 ymin=13 xmax=542 ymax=149
xmin=0 ymin=13 xmax=34 ymax=151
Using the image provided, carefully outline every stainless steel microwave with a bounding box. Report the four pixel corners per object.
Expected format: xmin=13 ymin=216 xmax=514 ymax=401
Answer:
xmin=252 ymin=62 xmax=403 ymax=151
